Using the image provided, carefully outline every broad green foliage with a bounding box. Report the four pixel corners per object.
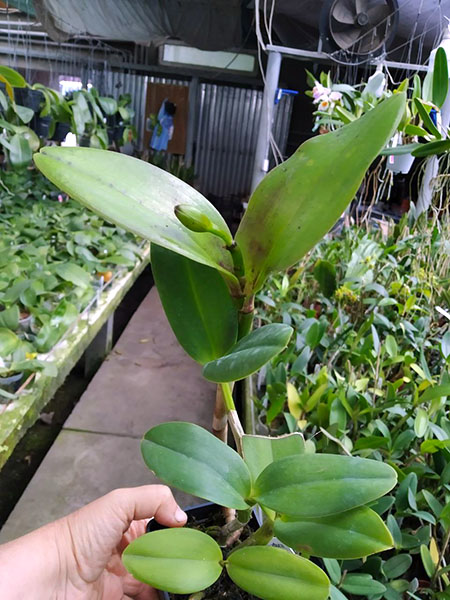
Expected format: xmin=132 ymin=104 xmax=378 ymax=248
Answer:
xmin=0 ymin=65 xmax=27 ymax=88
xmin=236 ymin=93 xmax=406 ymax=293
xmin=124 ymin=529 xmax=330 ymax=600
xmin=122 ymin=528 xmax=223 ymax=594
xmin=313 ymin=259 xmax=337 ymax=298
xmin=242 ymin=432 xmax=305 ymax=482
xmin=151 ymin=244 xmax=238 ymax=364
xmin=254 ymin=454 xmax=397 ymax=517
xmin=34 ymin=147 xmax=236 ymax=282
xmin=141 ymin=422 xmax=252 ymax=509
xmin=227 ymin=546 xmax=330 ymax=600
xmin=54 ymin=262 xmax=91 ymax=289
xmin=202 ymin=324 xmax=293 ymax=382
xmin=274 ymin=507 xmax=393 ymax=559
xmin=0 ymin=328 xmax=20 ymax=356
xmin=432 ymin=47 xmax=449 ymax=108
xmin=0 ymin=170 xmax=141 ymax=371
xmin=0 ymin=306 xmax=19 ymax=330
xmin=138 ymin=422 xmax=398 ymax=598
xmin=254 ymin=217 xmax=450 ymax=598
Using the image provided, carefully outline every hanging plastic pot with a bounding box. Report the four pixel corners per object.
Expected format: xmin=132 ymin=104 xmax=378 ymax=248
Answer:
xmin=386 ymin=152 xmax=415 ymax=174
xmin=14 ymin=88 xmax=43 ymax=112
xmin=32 ymin=115 xmax=52 ymax=139
xmin=50 ymin=122 xmax=71 ymax=142
xmin=107 ymin=125 xmax=125 ymax=144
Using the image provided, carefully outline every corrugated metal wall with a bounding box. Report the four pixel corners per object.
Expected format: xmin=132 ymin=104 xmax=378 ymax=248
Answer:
xmin=88 ymin=70 xmax=293 ymax=199
xmin=195 ymin=84 xmax=293 ymax=198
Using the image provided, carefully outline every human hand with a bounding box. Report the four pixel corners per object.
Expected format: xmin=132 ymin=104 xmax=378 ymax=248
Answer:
xmin=0 ymin=485 xmax=187 ymax=600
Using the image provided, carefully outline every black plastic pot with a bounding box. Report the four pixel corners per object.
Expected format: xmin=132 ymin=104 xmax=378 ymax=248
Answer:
xmin=50 ymin=122 xmax=71 ymax=142
xmin=146 ymin=502 xmax=261 ymax=600
xmin=107 ymin=125 xmax=124 ymax=144
xmin=14 ymin=88 xmax=43 ymax=112
xmin=79 ymin=134 xmax=91 ymax=147
xmin=106 ymin=113 xmax=119 ymax=127
xmin=0 ymin=82 xmax=6 ymax=117
xmin=32 ymin=115 xmax=52 ymax=138
xmin=0 ymin=372 xmax=23 ymax=397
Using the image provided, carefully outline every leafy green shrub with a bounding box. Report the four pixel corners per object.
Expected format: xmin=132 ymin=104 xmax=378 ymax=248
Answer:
xmin=0 ymin=170 xmax=142 ymax=368
xmin=253 ymin=216 xmax=450 ymax=598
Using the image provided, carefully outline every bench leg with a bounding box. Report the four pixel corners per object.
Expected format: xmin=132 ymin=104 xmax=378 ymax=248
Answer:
xmin=84 ymin=314 xmax=114 ymax=378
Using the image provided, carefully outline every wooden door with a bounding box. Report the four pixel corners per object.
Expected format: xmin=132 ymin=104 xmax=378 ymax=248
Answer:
xmin=144 ymin=82 xmax=189 ymax=155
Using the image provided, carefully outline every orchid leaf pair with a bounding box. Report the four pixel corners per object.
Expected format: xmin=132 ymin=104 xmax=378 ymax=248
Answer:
xmin=129 ymin=421 xmax=396 ymax=598
xmin=141 ymin=422 xmax=397 ymax=523
xmin=123 ymin=528 xmax=330 ymax=599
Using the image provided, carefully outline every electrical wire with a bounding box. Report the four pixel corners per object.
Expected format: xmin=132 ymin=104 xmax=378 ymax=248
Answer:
xmin=210 ymin=16 xmax=255 ymax=80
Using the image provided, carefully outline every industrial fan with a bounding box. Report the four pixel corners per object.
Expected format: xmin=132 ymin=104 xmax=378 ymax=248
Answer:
xmin=320 ymin=0 xmax=399 ymax=57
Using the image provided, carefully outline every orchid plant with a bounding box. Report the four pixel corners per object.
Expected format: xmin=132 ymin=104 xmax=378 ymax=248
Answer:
xmin=306 ymin=69 xmax=390 ymax=133
xmin=34 ymin=92 xmax=406 ymax=599
xmin=309 ymin=48 xmax=450 ymax=164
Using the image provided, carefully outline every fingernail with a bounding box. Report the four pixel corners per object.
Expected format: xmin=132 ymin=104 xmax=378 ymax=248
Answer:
xmin=175 ymin=508 xmax=187 ymax=523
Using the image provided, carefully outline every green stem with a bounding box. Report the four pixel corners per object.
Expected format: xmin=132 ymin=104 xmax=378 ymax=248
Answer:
xmin=221 ymin=382 xmax=236 ymax=412
xmin=238 ymin=294 xmax=255 ymax=339
xmin=229 ymin=242 xmax=245 ymax=279
xmin=238 ymin=310 xmax=254 ymax=339
xmin=229 ymin=519 xmax=274 ymax=554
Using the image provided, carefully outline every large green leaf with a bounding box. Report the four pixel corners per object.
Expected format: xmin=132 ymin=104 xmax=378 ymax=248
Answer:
xmin=340 ymin=573 xmax=386 ymax=595
xmin=141 ymin=422 xmax=252 ymax=509
xmin=0 ymin=305 xmax=20 ymax=330
xmin=412 ymin=139 xmax=450 ymax=157
xmin=34 ymin=299 xmax=79 ymax=353
xmin=254 ymin=454 xmax=397 ymax=518
xmin=242 ymin=433 xmax=305 ymax=483
xmin=432 ymin=47 xmax=449 ymax=108
xmin=274 ymin=506 xmax=393 ymax=559
xmin=313 ymin=259 xmax=337 ymax=298
xmin=202 ymin=323 xmax=293 ymax=383
xmin=226 ymin=546 xmax=329 ymax=600
xmin=0 ymin=327 xmax=20 ymax=357
xmin=414 ymin=98 xmax=441 ymax=139
xmin=0 ymin=65 xmax=26 ymax=88
xmin=151 ymin=244 xmax=238 ymax=364
xmin=380 ymin=142 xmax=421 ymax=156
xmin=54 ymin=262 xmax=91 ymax=289
xmin=34 ymin=147 xmax=236 ymax=283
xmin=98 ymin=96 xmax=117 ymax=115
xmin=122 ymin=528 xmax=222 ymax=594
xmin=13 ymin=103 xmax=34 ymax=124
xmin=236 ymin=93 xmax=406 ymax=293
xmin=5 ymin=133 xmax=32 ymax=168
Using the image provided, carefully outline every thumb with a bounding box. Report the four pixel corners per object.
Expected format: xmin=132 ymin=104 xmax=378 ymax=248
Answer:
xmin=105 ymin=485 xmax=187 ymax=530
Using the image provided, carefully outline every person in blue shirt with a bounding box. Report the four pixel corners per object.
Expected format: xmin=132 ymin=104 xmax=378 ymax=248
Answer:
xmin=150 ymin=100 xmax=176 ymax=152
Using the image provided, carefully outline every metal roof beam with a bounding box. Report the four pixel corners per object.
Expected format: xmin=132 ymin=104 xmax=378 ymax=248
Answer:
xmin=266 ymin=44 xmax=428 ymax=72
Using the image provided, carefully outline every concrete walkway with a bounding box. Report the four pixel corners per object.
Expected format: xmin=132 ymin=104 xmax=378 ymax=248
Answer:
xmin=0 ymin=288 xmax=216 ymax=543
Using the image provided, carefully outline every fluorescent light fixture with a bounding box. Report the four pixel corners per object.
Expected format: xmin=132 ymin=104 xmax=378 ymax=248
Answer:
xmin=159 ymin=43 xmax=256 ymax=74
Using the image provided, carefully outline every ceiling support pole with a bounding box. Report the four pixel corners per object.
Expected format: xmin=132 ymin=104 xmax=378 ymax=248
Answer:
xmin=251 ymin=50 xmax=282 ymax=193
xmin=185 ymin=76 xmax=199 ymax=168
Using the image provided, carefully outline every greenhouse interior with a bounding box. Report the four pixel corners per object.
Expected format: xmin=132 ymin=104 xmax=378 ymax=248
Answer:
xmin=0 ymin=1 xmax=449 ymax=599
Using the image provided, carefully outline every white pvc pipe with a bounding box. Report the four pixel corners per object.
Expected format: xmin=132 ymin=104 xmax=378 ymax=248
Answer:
xmin=251 ymin=50 xmax=282 ymax=192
